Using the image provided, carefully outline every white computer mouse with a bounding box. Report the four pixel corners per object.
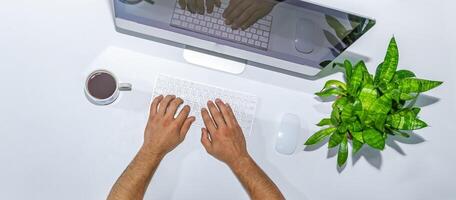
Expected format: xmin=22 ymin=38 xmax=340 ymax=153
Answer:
xmin=294 ymin=18 xmax=319 ymax=54
xmin=275 ymin=113 xmax=301 ymax=155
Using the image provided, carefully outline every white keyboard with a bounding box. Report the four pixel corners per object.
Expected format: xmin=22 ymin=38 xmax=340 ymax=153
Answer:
xmin=170 ymin=1 xmax=273 ymax=50
xmin=153 ymin=75 xmax=258 ymax=135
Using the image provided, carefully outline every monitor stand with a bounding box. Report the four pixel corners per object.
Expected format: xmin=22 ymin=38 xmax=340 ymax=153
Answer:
xmin=182 ymin=46 xmax=246 ymax=74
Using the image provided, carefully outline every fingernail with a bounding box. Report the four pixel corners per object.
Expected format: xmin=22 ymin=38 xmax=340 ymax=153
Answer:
xmin=215 ymin=98 xmax=221 ymax=103
xmin=226 ymin=103 xmax=230 ymax=107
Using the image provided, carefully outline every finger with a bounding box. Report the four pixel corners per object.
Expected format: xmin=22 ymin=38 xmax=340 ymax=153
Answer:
xmin=149 ymin=95 xmax=164 ymax=117
xmin=196 ymin=0 xmax=205 ymax=14
xmin=207 ymin=100 xmax=226 ymax=127
xmin=176 ymin=105 xmax=191 ymax=125
xmin=201 ymin=108 xmax=217 ymax=133
xmin=178 ymin=0 xmax=186 ymax=9
xmin=232 ymin=5 xmax=256 ymax=29
xmin=201 ymin=128 xmax=212 ymax=152
xmin=225 ymin=103 xmax=240 ymax=126
xmin=225 ymin=1 xmax=251 ymax=26
xmin=158 ymin=95 xmax=176 ymax=115
xmin=180 ymin=117 xmax=196 ymax=138
xmin=206 ymin=0 xmax=215 ymax=13
xmin=214 ymin=99 xmax=235 ymax=127
xmin=165 ymin=97 xmax=184 ymax=118
xmin=223 ymin=0 xmax=239 ymax=19
xmin=188 ymin=0 xmax=197 ymax=13
xmin=241 ymin=11 xmax=262 ymax=30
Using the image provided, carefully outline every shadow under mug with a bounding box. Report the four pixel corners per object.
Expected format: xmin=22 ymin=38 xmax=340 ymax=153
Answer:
xmin=84 ymin=69 xmax=132 ymax=106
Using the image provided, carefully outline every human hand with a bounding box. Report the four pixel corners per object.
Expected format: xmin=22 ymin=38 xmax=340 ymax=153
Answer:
xmin=200 ymin=99 xmax=251 ymax=168
xmin=142 ymin=95 xmax=196 ymax=157
xmin=223 ymin=0 xmax=277 ymax=30
xmin=178 ymin=0 xmax=222 ymax=14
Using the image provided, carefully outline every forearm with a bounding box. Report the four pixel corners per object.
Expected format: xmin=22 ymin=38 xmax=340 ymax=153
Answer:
xmin=230 ymin=156 xmax=285 ymax=200
xmin=107 ymin=147 xmax=164 ymax=200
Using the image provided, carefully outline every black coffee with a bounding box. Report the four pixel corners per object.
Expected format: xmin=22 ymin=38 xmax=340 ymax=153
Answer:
xmin=87 ymin=72 xmax=117 ymax=99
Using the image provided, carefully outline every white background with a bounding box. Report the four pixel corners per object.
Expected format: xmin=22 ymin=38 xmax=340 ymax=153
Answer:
xmin=1 ymin=0 xmax=455 ymax=200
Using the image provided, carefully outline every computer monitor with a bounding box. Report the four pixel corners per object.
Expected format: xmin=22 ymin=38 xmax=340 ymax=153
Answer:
xmin=113 ymin=0 xmax=375 ymax=76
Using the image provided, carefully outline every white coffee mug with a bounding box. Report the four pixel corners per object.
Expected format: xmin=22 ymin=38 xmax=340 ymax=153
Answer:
xmin=84 ymin=69 xmax=132 ymax=106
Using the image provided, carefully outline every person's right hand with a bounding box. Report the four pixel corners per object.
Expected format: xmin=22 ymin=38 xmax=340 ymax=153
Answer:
xmin=223 ymin=0 xmax=277 ymax=30
xmin=178 ymin=0 xmax=221 ymax=14
xmin=200 ymin=99 xmax=251 ymax=168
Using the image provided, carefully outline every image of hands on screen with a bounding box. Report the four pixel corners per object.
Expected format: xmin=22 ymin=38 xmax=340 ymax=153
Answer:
xmin=178 ymin=0 xmax=279 ymax=30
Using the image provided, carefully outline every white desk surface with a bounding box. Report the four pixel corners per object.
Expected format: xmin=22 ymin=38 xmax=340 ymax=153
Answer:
xmin=1 ymin=0 xmax=455 ymax=200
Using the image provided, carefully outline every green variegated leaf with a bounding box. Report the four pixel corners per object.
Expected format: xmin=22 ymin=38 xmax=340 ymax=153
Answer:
xmin=326 ymin=15 xmax=348 ymax=39
xmin=352 ymin=138 xmax=364 ymax=154
xmin=373 ymin=114 xmax=387 ymax=132
xmin=389 ymin=89 xmax=401 ymax=103
xmin=394 ymin=70 xmax=416 ymax=80
xmin=411 ymin=107 xmax=421 ymax=116
xmin=328 ymin=132 xmax=343 ymax=148
xmin=387 ymin=110 xmax=428 ymax=130
xmin=337 ymin=123 xmax=348 ymax=133
xmin=337 ymin=135 xmax=348 ymax=167
xmin=351 ymin=131 xmax=364 ymax=142
xmin=331 ymin=109 xmax=340 ymax=125
xmin=368 ymin=94 xmax=393 ymax=115
xmin=322 ymin=80 xmax=347 ymax=91
xmin=363 ymin=128 xmax=385 ymax=150
xmin=333 ymin=97 xmax=348 ymax=110
xmin=305 ymin=127 xmax=337 ymax=145
xmin=358 ymin=84 xmax=378 ymax=110
xmin=341 ymin=103 xmax=354 ymax=122
xmin=399 ymin=78 xmax=443 ymax=93
xmin=386 ymin=82 xmax=399 ymax=92
xmin=348 ymin=61 xmax=365 ymax=95
xmin=357 ymin=61 xmax=373 ymax=85
xmin=349 ymin=120 xmax=363 ymax=132
xmin=315 ymin=87 xmax=346 ymax=97
xmin=374 ymin=62 xmax=383 ymax=84
xmin=375 ymin=37 xmax=399 ymax=85
xmin=344 ymin=60 xmax=353 ymax=81
xmin=317 ymin=118 xmax=332 ymax=126
xmin=400 ymin=93 xmax=419 ymax=101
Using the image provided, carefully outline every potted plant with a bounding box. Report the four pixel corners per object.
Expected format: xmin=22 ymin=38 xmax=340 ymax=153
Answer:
xmin=305 ymin=37 xmax=443 ymax=167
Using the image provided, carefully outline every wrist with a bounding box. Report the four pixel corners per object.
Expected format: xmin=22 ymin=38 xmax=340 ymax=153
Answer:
xmin=228 ymin=154 xmax=254 ymax=173
xmin=139 ymin=144 xmax=166 ymax=160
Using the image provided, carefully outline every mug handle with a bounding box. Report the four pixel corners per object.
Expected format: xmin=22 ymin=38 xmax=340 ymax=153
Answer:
xmin=119 ymin=83 xmax=133 ymax=91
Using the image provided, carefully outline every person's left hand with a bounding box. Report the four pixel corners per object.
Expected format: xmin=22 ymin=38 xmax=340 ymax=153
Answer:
xmin=223 ymin=0 xmax=277 ymax=30
xmin=142 ymin=95 xmax=196 ymax=157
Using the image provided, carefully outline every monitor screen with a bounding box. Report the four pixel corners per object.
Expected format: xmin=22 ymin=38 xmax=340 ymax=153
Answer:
xmin=114 ymin=0 xmax=375 ymax=69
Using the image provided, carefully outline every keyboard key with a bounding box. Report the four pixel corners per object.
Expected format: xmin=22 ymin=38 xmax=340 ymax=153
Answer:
xmin=261 ymin=42 xmax=268 ymax=48
xmin=259 ymin=36 xmax=268 ymax=42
